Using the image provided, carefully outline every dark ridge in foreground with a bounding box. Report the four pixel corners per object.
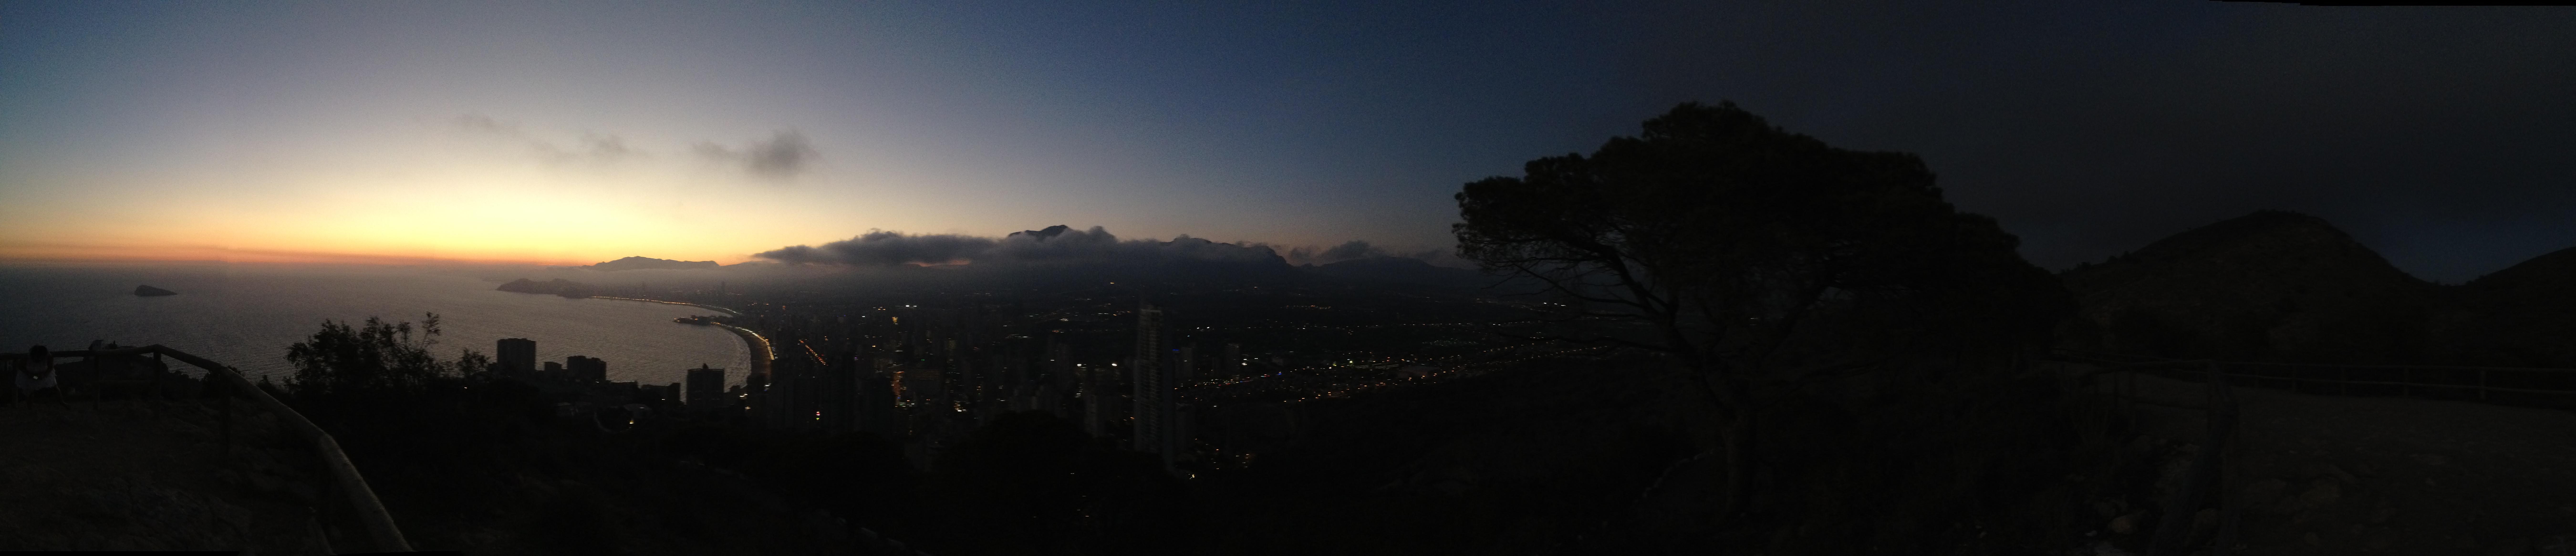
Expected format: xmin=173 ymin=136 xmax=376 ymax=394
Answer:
xmin=134 ymin=285 xmax=176 ymax=296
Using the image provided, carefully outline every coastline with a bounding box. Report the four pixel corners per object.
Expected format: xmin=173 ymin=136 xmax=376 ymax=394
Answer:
xmin=587 ymin=296 xmax=742 ymax=317
xmin=583 ymin=296 xmax=765 ymax=378
xmin=714 ymin=323 xmax=772 ymax=378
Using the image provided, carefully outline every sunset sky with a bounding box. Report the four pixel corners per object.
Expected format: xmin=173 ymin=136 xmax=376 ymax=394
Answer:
xmin=3 ymin=2 xmax=2571 ymax=281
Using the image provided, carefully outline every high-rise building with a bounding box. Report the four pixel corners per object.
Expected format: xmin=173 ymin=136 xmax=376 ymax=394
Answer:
xmin=566 ymin=356 xmax=608 ymax=382
xmin=1156 ymin=349 xmax=1182 ymax=470
xmin=686 ymin=364 xmax=725 ymax=414
xmin=863 ymin=365 xmax=897 ymax=437
xmin=1222 ymin=343 xmax=1242 ymax=378
xmin=497 ymin=338 xmax=536 ymax=375
xmin=1080 ymin=365 xmax=1106 ymax=437
xmin=1131 ymin=300 xmax=1163 ymax=451
xmin=823 ymin=348 xmax=862 ymax=432
xmin=745 ymin=371 xmax=772 ymax=425
xmin=1132 ymin=301 xmax=1162 ymax=366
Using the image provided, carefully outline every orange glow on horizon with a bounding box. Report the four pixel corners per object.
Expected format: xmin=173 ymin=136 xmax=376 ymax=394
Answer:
xmin=0 ymin=241 xmax=627 ymax=267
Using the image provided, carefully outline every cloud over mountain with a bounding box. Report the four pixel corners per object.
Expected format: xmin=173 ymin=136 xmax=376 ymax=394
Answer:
xmin=754 ymin=225 xmax=1286 ymax=267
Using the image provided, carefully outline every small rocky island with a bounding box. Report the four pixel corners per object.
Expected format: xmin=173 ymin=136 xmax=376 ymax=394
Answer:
xmin=496 ymin=278 xmax=597 ymax=298
xmin=133 ymin=285 xmax=176 ymax=296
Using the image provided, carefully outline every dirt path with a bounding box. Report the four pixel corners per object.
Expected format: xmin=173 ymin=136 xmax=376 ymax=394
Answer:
xmin=2119 ymin=371 xmax=2576 ymax=554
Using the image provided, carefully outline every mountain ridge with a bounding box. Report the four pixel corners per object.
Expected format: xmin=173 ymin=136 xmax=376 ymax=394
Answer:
xmin=2060 ymin=210 xmax=2576 ymax=366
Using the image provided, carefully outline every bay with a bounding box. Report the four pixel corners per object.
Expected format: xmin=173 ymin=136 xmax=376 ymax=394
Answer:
xmin=0 ymin=263 xmax=752 ymax=388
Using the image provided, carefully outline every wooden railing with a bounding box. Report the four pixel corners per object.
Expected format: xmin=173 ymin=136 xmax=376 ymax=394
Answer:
xmin=6 ymin=345 xmax=413 ymax=552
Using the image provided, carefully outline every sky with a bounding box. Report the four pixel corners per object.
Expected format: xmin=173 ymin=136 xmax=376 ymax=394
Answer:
xmin=2 ymin=1 xmax=2571 ymax=281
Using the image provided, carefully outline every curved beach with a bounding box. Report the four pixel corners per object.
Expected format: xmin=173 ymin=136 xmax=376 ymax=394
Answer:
xmin=715 ymin=323 xmax=772 ymax=378
xmin=588 ymin=296 xmax=742 ymax=317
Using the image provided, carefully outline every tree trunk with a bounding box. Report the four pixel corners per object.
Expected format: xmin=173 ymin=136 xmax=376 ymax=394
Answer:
xmin=1686 ymin=358 xmax=1755 ymax=527
xmin=1718 ymin=407 xmax=1755 ymax=520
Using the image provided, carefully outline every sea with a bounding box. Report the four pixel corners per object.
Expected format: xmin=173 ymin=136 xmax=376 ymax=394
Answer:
xmin=0 ymin=263 xmax=753 ymax=388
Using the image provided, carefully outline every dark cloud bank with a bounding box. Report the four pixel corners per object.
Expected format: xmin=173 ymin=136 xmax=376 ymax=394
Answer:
xmin=758 ymin=225 xmax=1286 ymax=267
xmin=452 ymin=114 xmax=818 ymax=180
xmin=696 ymin=131 xmax=819 ymax=180
xmin=753 ymin=226 xmax=1483 ymax=288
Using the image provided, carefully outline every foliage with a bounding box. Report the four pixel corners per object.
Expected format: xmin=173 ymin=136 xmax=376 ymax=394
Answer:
xmin=283 ymin=313 xmax=488 ymax=396
xmin=1450 ymin=101 xmax=2087 ymax=549
xmin=1454 ymin=101 xmax=2062 ymax=395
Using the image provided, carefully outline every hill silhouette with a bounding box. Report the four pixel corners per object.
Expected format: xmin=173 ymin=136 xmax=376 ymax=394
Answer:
xmin=2448 ymin=246 xmax=2576 ymax=367
xmin=2062 ymin=210 xmax=2576 ymax=367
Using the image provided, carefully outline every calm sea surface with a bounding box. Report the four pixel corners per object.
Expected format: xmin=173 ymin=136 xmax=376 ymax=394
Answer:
xmin=0 ymin=264 xmax=751 ymax=388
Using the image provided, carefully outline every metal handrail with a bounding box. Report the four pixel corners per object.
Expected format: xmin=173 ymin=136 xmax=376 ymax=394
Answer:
xmin=7 ymin=345 xmax=413 ymax=552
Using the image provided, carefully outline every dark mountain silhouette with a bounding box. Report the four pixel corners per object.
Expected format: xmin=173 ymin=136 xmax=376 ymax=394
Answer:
xmin=133 ymin=284 xmax=176 ymax=296
xmin=2448 ymin=246 xmax=2576 ymax=367
xmin=586 ymin=256 xmax=719 ymax=271
xmin=2060 ymin=210 xmax=2440 ymax=363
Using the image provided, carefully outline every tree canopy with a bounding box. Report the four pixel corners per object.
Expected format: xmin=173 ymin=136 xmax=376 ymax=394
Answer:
xmin=1453 ymin=101 xmax=2074 ymax=531
xmin=284 ymin=314 xmax=481 ymax=396
xmin=1455 ymin=101 xmax=2062 ymax=391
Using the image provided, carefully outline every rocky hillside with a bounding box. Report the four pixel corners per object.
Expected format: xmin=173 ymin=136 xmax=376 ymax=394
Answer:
xmin=2059 ymin=211 xmax=2441 ymax=364
xmin=2450 ymin=247 xmax=2576 ymax=367
xmin=0 ymin=396 xmax=338 ymax=552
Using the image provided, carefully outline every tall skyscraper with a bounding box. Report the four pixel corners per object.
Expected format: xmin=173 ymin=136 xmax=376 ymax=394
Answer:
xmin=497 ymin=338 xmax=536 ymax=375
xmin=863 ymin=364 xmax=897 ymax=437
xmin=1131 ymin=300 xmax=1164 ymax=453
xmin=686 ymin=364 xmax=725 ymax=415
xmin=824 ymin=348 xmax=862 ymax=432
xmin=1081 ymin=365 xmax=1106 ymax=437
xmin=1156 ymin=349 xmax=1181 ymax=471
xmin=1132 ymin=301 xmax=1162 ymax=366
